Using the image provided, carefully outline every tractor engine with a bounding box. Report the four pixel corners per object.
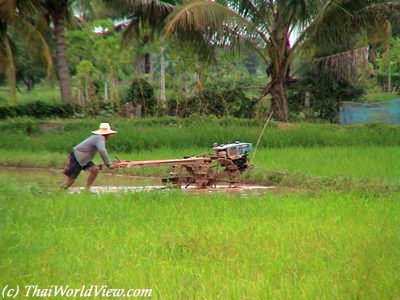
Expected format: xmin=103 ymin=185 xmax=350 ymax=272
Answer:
xmin=212 ymin=142 xmax=253 ymax=172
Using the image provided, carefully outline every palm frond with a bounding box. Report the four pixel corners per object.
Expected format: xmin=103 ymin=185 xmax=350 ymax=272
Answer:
xmin=0 ymin=0 xmax=16 ymax=20
xmin=103 ymin=0 xmax=175 ymax=19
xmin=313 ymin=47 xmax=369 ymax=82
xmin=307 ymin=1 xmax=400 ymax=53
xmin=14 ymin=19 xmax=54 ymax=80
xmin=290 ymin=0 xmax=343 ymax=54
xmin=165 ymin=0 xmax=265 ymax=60
xmin=104 ymin=0 xmax=176 ymax=47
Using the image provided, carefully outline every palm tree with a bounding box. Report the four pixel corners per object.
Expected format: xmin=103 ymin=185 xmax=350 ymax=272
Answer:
xmin=0 ymin=0 xmax=52 ymax=104
xmin=308 ymin=1 xmax=400 ymax=79
xmin=164 ymin=0 xmax=400 ymax=121
xmin=40 ymin=0 xmax=73 ymax=104
xmin=0 ymin=0 xmax=17 ymax=104
xmin=103 ymin=0 xmax=175 ymax=75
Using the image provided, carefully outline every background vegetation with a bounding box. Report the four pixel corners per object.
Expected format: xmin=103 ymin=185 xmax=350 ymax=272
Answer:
xmin=1 ymin=0 xmax=400 ymax=122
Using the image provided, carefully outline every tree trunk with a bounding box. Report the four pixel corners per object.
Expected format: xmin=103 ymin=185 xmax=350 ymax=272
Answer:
xmin=4 ymin=35 xmax=16 ymax=105
xmin=368 ymin=46 xmax=377 ymax=73
xmin=53 ymin=14 xmax=72 ymax=104
xmin=267 ymin=27 xmax=291 ymax=122
xmin=142 ymin=35 xmax=151 ymax=75
xmin=268 ymin=78 xmax=288 ymax=122
xmin=144 ymin=53 xmax=151 ymax=74
xmin=23 ymin=77 xmax=34 ymax=91
xmin=159 ymin=46 xmax=166 ymax=112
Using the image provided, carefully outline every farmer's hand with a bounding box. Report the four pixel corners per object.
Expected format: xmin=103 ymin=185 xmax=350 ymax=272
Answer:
xmin=108 ymin=162 xmax=119 ymax=169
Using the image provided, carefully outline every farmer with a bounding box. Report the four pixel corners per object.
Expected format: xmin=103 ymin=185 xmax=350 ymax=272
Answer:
xmin=61 ymin=122 xmax=117 ymax=189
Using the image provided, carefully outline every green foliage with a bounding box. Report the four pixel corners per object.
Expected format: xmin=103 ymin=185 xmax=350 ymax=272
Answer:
xmin=65 ymin=30 xmax=96 ymax=75
xmin=0 ymin=101 xmax=75 ymax=119
xmin=376 ymin=37 xmax=400 ymax=92
xmin=124 ymin=79 xmax=157 ymax=116
xmin=66 ymin=19 xmax=136 ymax=79
xmin=172 ymin=78 xmax=257 ymax=118
xmin=66 ymin=19 xmax=137 ymax=110
xmin=13 ymin=37 xmax=47 ymax=90
xmin=0 ymin=86 xmax=60 ymax=106
xmin=75 ymin=60 xmax=102 ymax=115
xmin=288 ymin=70 xmax=365 ymax=122
xmin=91 ymin=19 xmax=115 ymax=33
xmin=364 ymin=91 xmax=399 ymax=102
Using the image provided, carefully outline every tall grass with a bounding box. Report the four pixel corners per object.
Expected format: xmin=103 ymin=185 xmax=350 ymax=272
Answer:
xmin=251 ymin=146 xmax=400 ymax=181
xmin=0 ymin=177 xmax=399 ymax=299
xmin=0 ymin=86 xmax=60 ymax=106
xmin=0 ymin=118 xmax=400 ymax=153
xmin=364 ymin=92 xmax=399 ymax=103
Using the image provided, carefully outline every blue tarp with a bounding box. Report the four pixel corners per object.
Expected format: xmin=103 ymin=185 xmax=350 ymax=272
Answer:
xmin=340 ymin=98 xmax=400 ymax=125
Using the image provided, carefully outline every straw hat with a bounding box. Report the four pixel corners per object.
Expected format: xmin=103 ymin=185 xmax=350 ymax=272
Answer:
xmin=92 ymin=123 xmax=117 ymax=135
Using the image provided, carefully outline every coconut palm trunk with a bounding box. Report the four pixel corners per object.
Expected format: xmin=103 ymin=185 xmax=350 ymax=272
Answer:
xmin=1 ymin=20 xmax=17 ymax=105
xmin=159 ymin=45 xmax=166 ymax=110
xmin=53 ymin=14 xmax=72 ymax=104
xmin=269 ymin=77 xmax=288 ymax=121
xmin=3 ymin=32 xmax=17 ymax=105
xmin=267 ymin=28 xmax=291 ymax=121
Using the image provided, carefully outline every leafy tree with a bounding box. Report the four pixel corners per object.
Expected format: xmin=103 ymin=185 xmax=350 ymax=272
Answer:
xmin=103 ymin=0 xmax=175 ymax=75
xmin=75 ymin=59 xmax=100 ymax=114
xmin=14 ymin=40 xmax=47 ymax=91
xmin=377 ymin=37 xmax=400 ymax=91
xmin=165 ymin=0 xmax=400 ymax=121
xmin=66 ymin=19 xmax=137 ymax=113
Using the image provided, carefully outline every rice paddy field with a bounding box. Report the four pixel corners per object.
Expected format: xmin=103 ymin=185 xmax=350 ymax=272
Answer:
xmin=0 ymin=117 xmax=399 ymax=299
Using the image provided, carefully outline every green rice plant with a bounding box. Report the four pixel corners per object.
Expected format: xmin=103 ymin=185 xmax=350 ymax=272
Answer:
xmin=251 ymin=146 xmax=400 ymax=181
xmin=0 ymin=118 xmax=400 ymax=153
xmin=0 ymin=145 xmax=399 ymax=190
xmin=0 ymin=176 xmax=399 ymax=299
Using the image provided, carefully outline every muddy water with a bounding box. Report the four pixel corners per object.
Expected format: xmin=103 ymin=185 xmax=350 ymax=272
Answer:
xmin=68 ymin=185 xmax=276 ymax=195
xmin=0 ymin=166 xmax=160 ymax=189
xmin=1 ymin=166 xmax=276 ymax=195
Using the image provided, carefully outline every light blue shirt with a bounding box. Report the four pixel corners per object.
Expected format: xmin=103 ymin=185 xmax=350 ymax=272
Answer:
xmin=73 ymin=135 xmax=110 ymax=167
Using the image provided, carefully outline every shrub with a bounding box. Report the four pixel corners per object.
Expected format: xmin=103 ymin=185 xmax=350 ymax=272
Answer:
xmin=377 ymin=75 xmax=400 ymax=92
xmin=0 ymin=101 xmax=75 ymax=119
xmin=169 ymin=78 xmax=257 ymax=118
xmin=288 ymin=71 xmax=365 ymax=122
xmin=123 ymin=79 xmax=157 ymax=116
